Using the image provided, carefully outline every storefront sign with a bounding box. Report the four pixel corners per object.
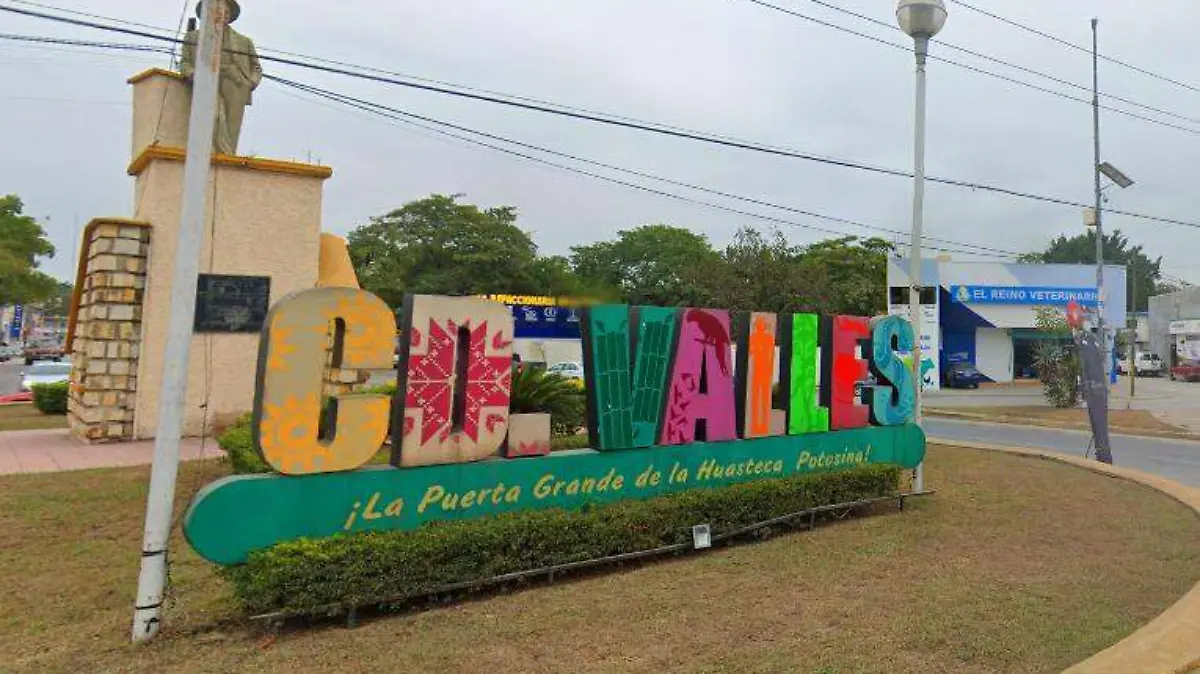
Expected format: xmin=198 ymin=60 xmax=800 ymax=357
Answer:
xmin=1169 ymin=319 xmax=1200 ymax=335
xmin=184 ymin=289 xmax=926 ymax=565
xmin=949 ymin=285 xmax=1098 ymax=306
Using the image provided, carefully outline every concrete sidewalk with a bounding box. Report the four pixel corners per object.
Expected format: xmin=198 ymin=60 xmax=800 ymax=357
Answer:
xmin=0 ymin=429 xmax=220 ymax=476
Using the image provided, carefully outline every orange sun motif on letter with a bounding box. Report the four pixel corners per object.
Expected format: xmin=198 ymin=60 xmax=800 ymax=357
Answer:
xmin=259 ymin=393 xmax=328 ymax=473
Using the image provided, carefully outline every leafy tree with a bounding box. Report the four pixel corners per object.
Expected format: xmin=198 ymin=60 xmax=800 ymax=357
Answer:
xmin=1019 ymin=230 xmax=1164 ymax=311
xmin=570 ymin=224 xmax=719 ymax=307
xmin=796 ymin=236 xmax=893 ymax=317
xmin=0 ymin=195 xmax=58 ymax=306
xmin=704 ymin=227 xmax=828 ymax=314
xmin=347 ymin=194 xmax=553 ymax=308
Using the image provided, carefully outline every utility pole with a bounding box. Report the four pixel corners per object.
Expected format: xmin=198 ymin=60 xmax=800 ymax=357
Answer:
xmin=131 ymin=0 xmax=226 ymax=643
xmin=1129 ymin=271 xmax=1136 ymax=399
xmin=1091 ymin=18 xmax=1109 ymax=387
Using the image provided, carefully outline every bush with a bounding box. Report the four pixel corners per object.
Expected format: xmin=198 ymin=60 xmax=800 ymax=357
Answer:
xmin=218 ymin=413 xmax=270 ymax=474
xmin=223 ymin=463 xmax=901 ymax=615
xmin=510 ymin=367 xmax=587 ymax=436
xmin=550 ymin=434 xmax=590 ymax=451
xmin=31 ymin=381 xmax=68 ymax=415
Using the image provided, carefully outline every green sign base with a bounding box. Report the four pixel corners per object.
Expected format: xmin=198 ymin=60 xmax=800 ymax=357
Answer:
xmin=184 ymin=424 xmax=925 ymax=565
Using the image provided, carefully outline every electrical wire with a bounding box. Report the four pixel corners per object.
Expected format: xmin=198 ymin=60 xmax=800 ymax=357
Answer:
xmin=952 ymin=0 xmax=1200 ymax=97
xmin=5 ymin=7 xmax=1200 ymax=232
xmin=738 ymin=0 xmax=1200 ymax=136
xmin=267 ymin=74 xmax=1016 ymax=260
xmin=780 ymin=0 xmax=1200 ymax=128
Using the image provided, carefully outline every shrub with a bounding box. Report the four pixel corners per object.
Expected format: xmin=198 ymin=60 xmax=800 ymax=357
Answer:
xmin=223 ymin=464 xmax=901 ymax=615
xmin=510 ymin=367 xmax=586 ymax=436
xmin=550 ymin=434 xmax=590 ymax=451
xmin=31 ymin=381 xmax=68 ymax=415
xmin=218 ymin=413 xmax=270 ymax=474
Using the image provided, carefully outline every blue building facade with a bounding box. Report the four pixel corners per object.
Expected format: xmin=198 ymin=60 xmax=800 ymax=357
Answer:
xmin=887 ymin=259 xmax=1127 ymax=389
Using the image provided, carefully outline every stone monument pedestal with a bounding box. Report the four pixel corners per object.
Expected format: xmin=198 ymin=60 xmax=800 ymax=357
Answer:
xmin=68 ymin=69 xmax=334 ymax=441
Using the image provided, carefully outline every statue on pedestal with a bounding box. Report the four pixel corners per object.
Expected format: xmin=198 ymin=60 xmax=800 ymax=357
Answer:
xmin=180 ymin=0 xmax=262 ymax=155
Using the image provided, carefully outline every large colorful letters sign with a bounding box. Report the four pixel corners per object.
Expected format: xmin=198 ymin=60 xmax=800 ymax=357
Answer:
xmin=184 ymin=289 xmax=923 ymax=565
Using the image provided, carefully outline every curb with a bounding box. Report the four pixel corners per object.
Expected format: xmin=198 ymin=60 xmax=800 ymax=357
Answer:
xmin=926 ymin=409 xmax=1200 ymax=441
xmin=931 ymin=438 xmax=1200 ymax=674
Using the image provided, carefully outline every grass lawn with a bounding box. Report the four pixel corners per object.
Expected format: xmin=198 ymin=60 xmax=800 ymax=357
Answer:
xmin=1 ymin=445 xmax=1198 ymax=673
xmin=926 ymin=406 xmax=1194 ymax=438
xmin=0 ymin=404 xmax=67 ymax=432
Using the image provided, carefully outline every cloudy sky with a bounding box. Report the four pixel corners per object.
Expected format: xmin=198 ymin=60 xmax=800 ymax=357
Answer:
xmin=3 ymin=0 xmax=1199 ymax=288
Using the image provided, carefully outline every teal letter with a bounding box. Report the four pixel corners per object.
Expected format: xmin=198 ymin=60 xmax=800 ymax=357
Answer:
xmin=869 ymin=315 xmax=915 ymax=425
xmin=582 ymin=305 xmax=677 ymax=450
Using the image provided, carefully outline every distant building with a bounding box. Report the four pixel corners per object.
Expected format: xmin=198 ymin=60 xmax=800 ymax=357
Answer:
xmin=887 ymin=258 xmax=1127 ymax=389
xmin=1148 ymin=287 xmax=1200 ymax=366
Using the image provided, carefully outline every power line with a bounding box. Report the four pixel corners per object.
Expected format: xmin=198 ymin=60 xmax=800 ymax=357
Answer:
xmin=266 ymin=74 xmax=1016 ymax=260
xmin=952 ymin=0 xmax=1200 ymax=96
xmin=5 ymin=8 xmax=1200 ymax=233
xmin=738 ymin=0 xmax=1200 ymax=136
xmin=779 ymin=0 xmax=1200 ymax=127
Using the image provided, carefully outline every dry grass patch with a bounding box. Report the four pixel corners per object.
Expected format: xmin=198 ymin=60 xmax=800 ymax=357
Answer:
xmin=0 ymin=445 xmax=1197 ymax=673
xmin=0 ymin=404 xmax=67 ymax=431
xmin=927 ymin=405 xmax=1194 ymax=438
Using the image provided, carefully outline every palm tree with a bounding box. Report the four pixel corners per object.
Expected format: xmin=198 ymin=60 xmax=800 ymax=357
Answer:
xmin=509 ymin=367 xmax=586 ymax=436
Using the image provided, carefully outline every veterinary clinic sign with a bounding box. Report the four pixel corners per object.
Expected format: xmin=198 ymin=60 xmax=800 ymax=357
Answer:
xmin=950 ymin=285 xmax=1098 ymax=306
xmin=183 ymin=289 xmax=926 ymax=565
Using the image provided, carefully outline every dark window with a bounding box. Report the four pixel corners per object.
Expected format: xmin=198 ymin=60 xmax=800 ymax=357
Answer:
xmin=889 ymin=287 xmax=936 ymax=305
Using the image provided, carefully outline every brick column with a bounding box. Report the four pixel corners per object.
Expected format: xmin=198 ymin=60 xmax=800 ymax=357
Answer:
xmin=68 ymin=222 xmax=150 ymax=442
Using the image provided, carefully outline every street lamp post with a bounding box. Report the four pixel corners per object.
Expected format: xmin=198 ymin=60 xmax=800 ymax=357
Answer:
xmin=897 ymin=0 xmax=947 ymax=494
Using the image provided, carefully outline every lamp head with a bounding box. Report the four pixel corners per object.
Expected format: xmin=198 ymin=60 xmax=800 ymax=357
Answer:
xmin=896 ymin=0 xmax=948 ymax=39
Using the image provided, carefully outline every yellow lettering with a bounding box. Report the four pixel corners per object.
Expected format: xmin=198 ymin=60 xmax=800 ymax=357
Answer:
xmin=418 ymin=485 xmax=445 ymax=514
xmin=384 ymin=497 xmax=404 ymax=517
xmin=534 ymin=474 xmax=554 ymax=499
xmin=505 ymin=485 xmax=522 ymax=503
xmin=362 ymin=492 xmax=384 ymax=520
xmin=343 ymin=500 xmax=362 ymax=531
xmin=581 ymin=477 xmax=596 ymax=494
xmin=477 ymin=487 xmax=492 ymax=504
xmin=461 ymin=490 xmax=477 ymax=509
xmin=797 ymin=451 xmax=811 ymax=469
xmin=697 ymin=459 xmax=716 ymax=481
xmin=565 ymin=479 xmax=580 ymax=496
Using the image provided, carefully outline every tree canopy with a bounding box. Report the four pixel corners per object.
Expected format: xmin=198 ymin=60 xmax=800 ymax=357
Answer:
xmin=346 ymin=195 xmax=893 ymax=317
xmin=1019 ymin=229 xmax=1164 ymax=311
xmin=0 ymin=195 xmax=58 ymax=306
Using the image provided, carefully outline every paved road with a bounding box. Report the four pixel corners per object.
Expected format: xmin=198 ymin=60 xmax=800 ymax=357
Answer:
xmin=0 ymin=361 xmax=23 ymax=395
xmin=926 ymin=417 xmax=1200 ymax=488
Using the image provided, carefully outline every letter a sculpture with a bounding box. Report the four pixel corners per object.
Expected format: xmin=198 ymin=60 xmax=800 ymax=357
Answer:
xmin=180 ymin=0 xmax=262 ymax=155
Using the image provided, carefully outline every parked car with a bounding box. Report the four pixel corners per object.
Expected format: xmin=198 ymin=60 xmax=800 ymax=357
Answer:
xmin=0 ymin=344 xmax=20 ymax=362
xmin=943 ymin=362 xmax=985 ymax=389
xmin=547 ymin=361 xmax=585 ymax=381
xmin=1170 ymin=360 xmax=1200 ymax=382
xmin=19 ymin=361 xmax=72 ymax=392
xmin=1120 ymin=352 xmax=1164 ymax=377
xmin=22 ymin=340 xmax=64 ymax=365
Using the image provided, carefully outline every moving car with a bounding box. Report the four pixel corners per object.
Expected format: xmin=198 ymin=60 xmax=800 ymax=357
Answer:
xmin=547 ymin=361 xmax=585 ymax=381
xmin=1170 ymin=360 xmax=1200 ymax=383
xmin=19 ymin=361 xmax=72 ymax=392
xmin=943 ymin=362 xmax=985 ymax=389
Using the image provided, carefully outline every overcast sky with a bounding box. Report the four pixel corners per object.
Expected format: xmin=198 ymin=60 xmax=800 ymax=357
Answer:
xmin=3 ymin=0 xmax=1199 ymax=288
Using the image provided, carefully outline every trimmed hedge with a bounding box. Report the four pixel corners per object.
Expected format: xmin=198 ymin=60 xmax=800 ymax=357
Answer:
xmin=223 ymin=463 xmax=901 ymax=615
xmin=31 ymin=381 xmax=69 ymax=415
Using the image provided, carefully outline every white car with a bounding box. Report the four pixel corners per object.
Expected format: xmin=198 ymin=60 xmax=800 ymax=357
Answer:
xmin=20 ymin=361 xmax=72 ymax=392
xmin=1119 ymin=352 xmax=1164 ymax=377
xmin=547 ymin=361 xmax=585 ymax=381
xmin=0 ymin=344 xmax=20 ymax=362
